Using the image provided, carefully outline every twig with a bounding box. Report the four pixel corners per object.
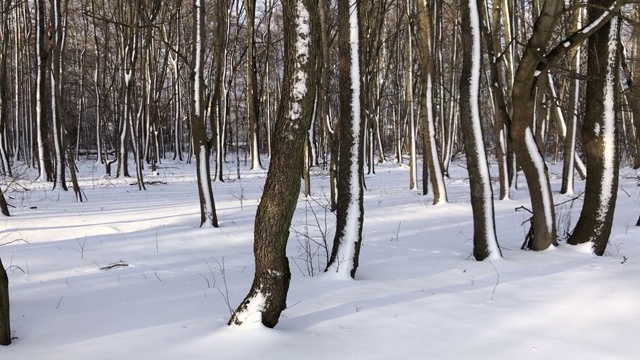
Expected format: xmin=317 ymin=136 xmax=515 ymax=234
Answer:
xmin=56 ymin=297 xmax=64 ymax=309
xmin=489 ymin=261 xmax=500 ymax=300
xmin=99 ymin=261 xmax=129 ymax=271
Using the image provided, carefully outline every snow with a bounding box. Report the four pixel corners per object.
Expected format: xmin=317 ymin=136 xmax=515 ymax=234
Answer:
xmin=524 ymin=127 xmax=553 ymax=237
xmin=326 ymin=0 xmax=361 ymax=277
xmin=288 ymin=2 xmax=310 ymax=121
xmin=598 ymin=17 xmax=618 ymax=223
xmin=578 ymin=1 xmax=619 ymax=35
xmin=228 ymin=291 xmax=267 ymax=328
xmin=468 ymin=0 xmax=500 ymax=258
xmin=426 ymin=74 xmax=447 ymax=204
xmin=198 ymin=146 xmax=214 ymax=220
xmin=1 ymin=158 xmax=640 ymax=359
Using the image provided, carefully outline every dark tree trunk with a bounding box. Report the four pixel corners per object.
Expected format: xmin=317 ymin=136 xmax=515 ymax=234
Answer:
xmin=0 ymin=256 xmax=10 ymax=345
xmin=192 ymin=0 xmax=218 ymax=227
xmin=245 ymin=0 xmax=263 ymax=170
xmin=417 ymin=0 xmax=447 ymax=204
xmin=458 ymin=0 xmax=502 ymax=261
xmin=510 ymin=0 xmax=562 ymax=251
xmin=567 ymin=0 xmax=619 ymax=256
xmin=229 ymin=0 xmax=318 ymax=328
xmin=0 ymin=185 xmax=8 ymax=216
xmin=325 ymin=0 xmax=365 ymax=278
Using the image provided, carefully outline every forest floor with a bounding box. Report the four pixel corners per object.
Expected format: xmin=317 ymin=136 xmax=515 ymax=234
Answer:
xmin=0 ymin=157 xmax=639 ymax=359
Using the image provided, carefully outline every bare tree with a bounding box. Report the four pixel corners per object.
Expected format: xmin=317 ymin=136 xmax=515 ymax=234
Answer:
xmin=325 ymin=0 xmax=365 ymax=278
xmin=567 ymin=0 xmax=620 ymax=256
xmin=50 ymin=0 xmax=68 ymax=191
xmin=192 ymin=0 xmax=218 ymax=227
xmin=417 ymin=0 xmax=447 ymax=203
xmin=229 ymin=0 xmax=319 ymax=327
xmin=36 ymin=0 xmax=53 ymax=181
xmin=459 ymin=0 xmax=501 ymax=260
xmin=245 ymin=0 xmax=263 ymax=170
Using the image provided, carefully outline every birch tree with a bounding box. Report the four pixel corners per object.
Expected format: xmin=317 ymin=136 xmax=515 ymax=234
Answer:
xmin=325 ymin=0 xmax=365 ymax=278
xmin=229 ymin=0 xmax=318 ymax=327
xmin=459 ymin=0 xmax=501 ymax=261
xmin=567 ymin=0 xmax=620 ymax=256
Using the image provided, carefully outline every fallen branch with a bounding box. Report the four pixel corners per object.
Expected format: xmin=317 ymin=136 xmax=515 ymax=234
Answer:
xmin=99 ymin=261 xmax=129 ymax=271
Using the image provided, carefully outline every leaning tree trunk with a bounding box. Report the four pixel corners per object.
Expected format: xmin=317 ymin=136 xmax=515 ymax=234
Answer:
xmin=229 ymin=0 xmax=318 ymax=328
xmin=458 ymin=0 xmax=502 ymax=261
xmin=567 ymin=1 xmax=619 ymax=256
xmin=0 ymin=256 xmax=10 ymax=345
xmin=510 ymin=0 xmax=562 ymax=251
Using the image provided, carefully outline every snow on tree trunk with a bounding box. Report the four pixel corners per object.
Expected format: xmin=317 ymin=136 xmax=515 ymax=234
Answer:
xmin=406 ymin=8 xmax=417 ymax=191
xmin=51 ymin=0 xmax=67 ymax=191
xmin=326 ymin=0 xmax=365 ymax=278
xmin=417 ymin=0 xmax=447 ymax=204
xmin=229 ymin=0 xmax=317 ymax=327
xmin=459 ymin=0 xmax=501 ymax=261
xmin=35 ymin=0 xmax=51 ymax=182
xmin=568 ymin=6 xmax=619 ymax=256
xmin=192 ymin=0 xmax=218 ymax=227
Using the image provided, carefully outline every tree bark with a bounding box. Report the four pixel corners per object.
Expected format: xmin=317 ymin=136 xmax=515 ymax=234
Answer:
xmin=192 ymin=0 xmax=218 ymax=227
xmin=245 ymin=0 xmax=263 ymax=170
xmin=229 ymin=0 xmax=318 ymax=327
xmin=567 ymin=0 xmax=620 ymax=256
xmin=510 ymin=0 xmax=561 ymax=251
xmin=0 ymin=256 xmax=10 ymax=345
xmin=459 ymin=0 xmax=502 ymax=261
xmin=417 ymin=0 xmax=447 ymax=204
xmin=325 ymin=0 xmax=365 ymax=278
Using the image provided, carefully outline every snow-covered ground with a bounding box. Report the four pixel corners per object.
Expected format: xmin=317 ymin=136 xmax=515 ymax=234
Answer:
xmin=1 ymin=158 xmax=639 ymax=359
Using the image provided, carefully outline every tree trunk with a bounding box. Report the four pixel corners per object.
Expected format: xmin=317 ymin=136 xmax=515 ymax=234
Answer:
xmin=325 ymin=0 xmax=364 ymax=279
xmin=36 ymin=0 xmax=53 ymax=182
xmin=0 ymin=256 xmax=10 ymax=345
xmin=245 ymin=0 xmax=263 ymax=170
xmin=561 ymin=5 xmax=585 ymax=193
xmin=229 ymin=0 xmax=318 ymax=328
xmin=510 ymin=0 xmax=561 ymax=251
xmin=567 ymin=1 xmax=619 ymax=256
xmin=192 ymin=0 xmax=218 ymax=227
xmin=50 ymin=0 xmax=68 ymax=191
xmin=0 ymin=185 xmax=9 ymax=216
xmin=459 ymin=0 xmax=502 ymax=261
xmin=417 ymin=0 xmax=447 ymax=204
